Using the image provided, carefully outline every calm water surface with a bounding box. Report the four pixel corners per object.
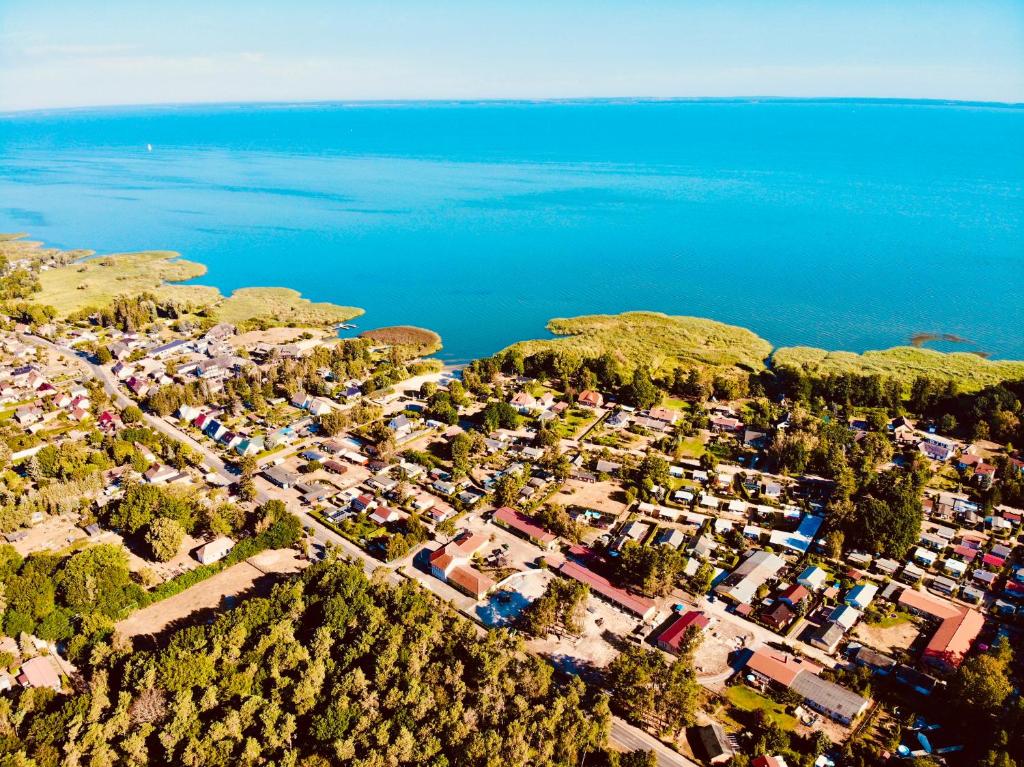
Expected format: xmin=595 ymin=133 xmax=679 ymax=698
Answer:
xmin=0 ymin=99 xmax=1021 ymax=362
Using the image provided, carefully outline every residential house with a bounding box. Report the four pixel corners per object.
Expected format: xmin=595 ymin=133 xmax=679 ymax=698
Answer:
xmin=429 ymin=531 xmax=489 ymax=579
xmin=143 ymin=464 xmax=179 ymax=484
xmin=797 ymin=566 xmax=828 ymax=592
xmin=16 ymin=657 xmax=61 ymax=691
xmin=762 ymin=602 xmax=796 ymax=631
xmin=510 ymin=392 xmax=538 ymax=414
xmin=692 ymin=723 xmax=734 ymax=765
xmin=493 ymin=506 xmax=559 ymax=549
xmin=809 ymin=622 xmax=845 ymax=654
xmin=577 ymin=390 xmax=603 ymax=408
xmin=655 ymin=611 xmax=710 ymax=655
xmin=779 ymin=584 xmax=809 ymax=608
xmin=647 ymin=406 xmax=678 ymax=425
xmin=388 ymin=414 xmax=413 ymax=437
xmin=715 ymin=550 xmax=786 ymax=605
xmin=828 ymin=604 xmax=861 ymax=632
xmin=655 ymin=528 xmax=687 ymax=549
xmin=846 ymin=583 xmax=878 ymax=610
xmin=369 ymin=506 xmax=402 ymax=526
xmin=194 ymin=536 xmax=235 ymax=564
xmin=236 ymin=437 xmax=264 ymax=457
xmin=605 ymin=411 xmax=630 ymax=428
xmin=262 ymin=466 xmax=299 ymax=489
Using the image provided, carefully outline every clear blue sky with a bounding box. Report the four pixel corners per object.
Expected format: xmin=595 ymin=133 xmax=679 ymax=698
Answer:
xmin=1 ymin=0 xmax=1022 ymax=111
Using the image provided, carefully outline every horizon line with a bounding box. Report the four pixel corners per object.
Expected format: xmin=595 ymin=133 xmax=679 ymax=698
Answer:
xmin=3 ymin=94 xmax=1023 ymax=118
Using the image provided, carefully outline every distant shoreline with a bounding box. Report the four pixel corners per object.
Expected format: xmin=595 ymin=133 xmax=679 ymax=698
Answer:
xmin=4 ymin=95 xmax=1023 ymax=119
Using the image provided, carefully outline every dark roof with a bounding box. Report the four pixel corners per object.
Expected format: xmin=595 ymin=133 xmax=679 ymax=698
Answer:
xmin=693 ymin=723 xmax=733 ymax=762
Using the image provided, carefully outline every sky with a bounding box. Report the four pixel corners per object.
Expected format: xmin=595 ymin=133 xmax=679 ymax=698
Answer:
xmin=1 ymin=0 xmax=1022 ymax=112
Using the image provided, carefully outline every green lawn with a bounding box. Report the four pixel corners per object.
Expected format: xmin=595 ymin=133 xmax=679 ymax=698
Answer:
xmin=677 ymin=436 xmax=706 ymax=458
xmin=867 ymin=610 xmax=913 ymax=629
xmin=661 ymin=397 xmax=692 ymax=413
xmin=724 ymin=685 xmax=798 ymax=730
xmin=552 ymin=408 xmax=595 ymax=439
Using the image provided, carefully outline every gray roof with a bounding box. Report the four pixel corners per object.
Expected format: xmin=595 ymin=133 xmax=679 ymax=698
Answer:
xmin=714 ymin=550 xmax=785 ymax=604
xmin=263 ymin=465 xmax=299 ymax=486
xmin=811 ymin=622 xmax=845 ymax=652
xmin=790 ymin=671 xmax=869 ymax=721
xmin=693 ymin=723 xmax=733 ymax=762
xmin=853 ymin=646 xmax=896 ymax=670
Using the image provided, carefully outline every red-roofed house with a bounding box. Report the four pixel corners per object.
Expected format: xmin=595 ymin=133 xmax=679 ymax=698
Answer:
xmin=446 ymin=565 xmax=496 ymax=600
xmin=922 ymin=608 xmax=984 ymax=673
xmin=578 ymin=390 xmax=604 ymax=408
xmin=953 ymin=545 xmax=979 ymax=561
xmin=16 ymin=656 xmax=61 ymax=691
xmin=369 ymin=506 xmax=402 ymax=526
xmin=753 ymin=757 xmax=789 ymax=767
xmin=558 ymin=561 xmax=655 ymax=620
xmin=655 ymin=611 xmax=710 ymax=655
xmin=779 ymin=584 xmax=809 ymax=607
xmin=745 ymin=648 xmax=820 ymax=688
xmin=429 ymin=531 xmax=489 ymax=579
xmin=493 ymin=506 xmax=559 ymax=548
xmin=982 ymin=553 xmax=1006 ymax=569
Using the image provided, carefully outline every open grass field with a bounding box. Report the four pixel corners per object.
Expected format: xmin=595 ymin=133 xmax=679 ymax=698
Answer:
xmin=33 ymin=251 xmax=208 ymax=315
xmin=773 ymin=345 xmax=1024 ymax=392
xmin=503 ymin=311 xmax=773 ymax=378
xmin=27 ymin=248 xmax=362 ymax=327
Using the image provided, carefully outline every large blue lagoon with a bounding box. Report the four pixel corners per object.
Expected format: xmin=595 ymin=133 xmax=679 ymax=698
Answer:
xmin=1 ymin=99 xmax=1021 ymax=361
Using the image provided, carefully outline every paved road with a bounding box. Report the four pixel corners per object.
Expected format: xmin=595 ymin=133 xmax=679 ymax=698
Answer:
xmin=610 ymin=719 xmax=699 ymax=767
xmin=27 ymin=334 xmax=693 ymax=763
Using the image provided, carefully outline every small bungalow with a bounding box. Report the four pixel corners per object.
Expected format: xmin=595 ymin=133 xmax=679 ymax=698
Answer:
xmin=797 ymin=566 xmax=828 ymax=592
xmin=845 ymin=583 xmax=878 ymax=610
xmin=262 ymin=466 xmax=299 ymax=489
xmin=194 ymin=536 xmax=235 ymax=565
xmin=692 ymin=723 xmax=734 ymax=765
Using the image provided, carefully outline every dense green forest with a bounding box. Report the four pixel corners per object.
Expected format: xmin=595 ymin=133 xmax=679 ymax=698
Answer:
xmin=0 ymin=557 xmax=640 ymax=767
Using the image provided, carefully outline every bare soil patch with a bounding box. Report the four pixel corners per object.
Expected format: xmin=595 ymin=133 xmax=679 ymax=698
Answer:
xmin=853 ymin=619 xmax=921 ymax=654
xmin=115 ymin=548 xmax=306 ymax=644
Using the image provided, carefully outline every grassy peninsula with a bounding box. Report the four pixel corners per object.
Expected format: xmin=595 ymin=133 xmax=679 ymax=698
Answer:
xmin=772 ymin=345 xmax=1024 ymax=392
xmin=214 ymin=286 xmax=362 ymax=328
xmin=17 ymin=239 xmax=362 ymax=329
xmin=503 ymin=311 xmax=1024 ymax=393
xmin=503 ymin=311 xmax=773 ymax=377
xmin=34 ymin=250 xmax=214 ymax=315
